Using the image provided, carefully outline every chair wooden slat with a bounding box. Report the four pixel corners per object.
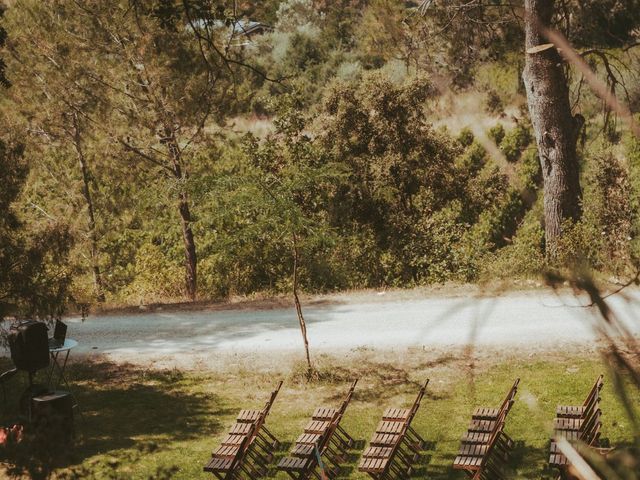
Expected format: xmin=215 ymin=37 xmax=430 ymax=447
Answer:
xmin=359 ymin=380 xmax=429 ymax=478
xmin=204 ymin=381 xmax=283 ymax=478
xmin=453 ymin=378 xmax=519 ymax=480
xmin=548 ymin=376 xmax=605 ymax=474
xmin=277 ymin=379 xmax=359 ymax=479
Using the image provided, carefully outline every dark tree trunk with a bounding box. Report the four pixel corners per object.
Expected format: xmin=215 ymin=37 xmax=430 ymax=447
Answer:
xmin=178 ymin=192 xmax=197 ymax=300
xmin=72 ymin=114 xmax=105 ymax=303
xmin=292 ymin=233 xmax=312 ymax=373
xmin=523 ymin=0 xmax=583 ymax=257
xmin=165 ymin=131 xmax=197 ymax=301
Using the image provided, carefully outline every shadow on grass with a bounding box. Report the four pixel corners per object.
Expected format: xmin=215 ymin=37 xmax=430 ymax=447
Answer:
xmin=70 ymin=360 xmax=228 ymax=459
xmin=0 ymin=356 xmax=229 ymax=478
xmin=290 ymin=353 xmax=457 ymax=405
xmin=509 ymin=441 xmax=551 ymax=479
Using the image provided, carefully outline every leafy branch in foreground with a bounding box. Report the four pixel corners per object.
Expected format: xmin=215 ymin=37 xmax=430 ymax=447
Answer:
xmin=545 ymin=267 xmax=640 ymax=478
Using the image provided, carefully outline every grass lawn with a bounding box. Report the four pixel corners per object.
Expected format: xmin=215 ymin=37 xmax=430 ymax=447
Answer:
xmin=1 ymin=348 xmax=638 ymax=479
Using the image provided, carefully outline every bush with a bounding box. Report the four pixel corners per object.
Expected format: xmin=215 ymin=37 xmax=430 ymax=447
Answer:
xmin=485 ymin=89 xmax=504 ymax=116
xmin=487 ymin=124 xmax=505 ymax=146
xmin=122 ymin=243 xmax=184 ymax=303
xmin=501 ymin=124 xmax=532 ymax=162
xmin=518 ymin=147 xmax=542 ymax=192
xmin=457 ymin=128 xmax=475 ymax=147
xmin=581 ymin=152 xmax=635 ymax=273
xmin=480 ymin=204 xmax=545 ymax=280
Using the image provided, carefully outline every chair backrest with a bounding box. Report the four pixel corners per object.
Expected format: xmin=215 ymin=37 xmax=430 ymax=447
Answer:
xmin=408 ymin=379 xmax=430 ymax=423
xmin=497 ymin=378 xmax=520 ymax=417
xmin=261 ymin=380 xmax=283 ymax=418
xmin=306 ymin=425 xmax=338 ymax=477
xmin=317 ymin=379 xmax=358 ymax=460
xmin=247 ymin=381 xmax=283 ymax=448
xmin=581 ymin=375 xmax=604 ymax=423
xmin=468 ymin=381 xmax=519 ymax=480
xmin=318 ymin=418 xmax=337 ymax=451
xmin=337 ymin=379 xmax=359 ymax=417
xmin=580 ymin=408 xmax=602 ymax=446
xmin=206 ymin=433 xmax=251 ymax=472
xmin=582 ymin=375 xmax=604 ymax=408
xmin=379 ymin=381 xmax=429 ymax=477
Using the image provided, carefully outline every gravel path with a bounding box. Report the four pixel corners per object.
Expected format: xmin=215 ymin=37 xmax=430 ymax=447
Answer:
xmin=48 ymin=289 xmax=640 ymax=366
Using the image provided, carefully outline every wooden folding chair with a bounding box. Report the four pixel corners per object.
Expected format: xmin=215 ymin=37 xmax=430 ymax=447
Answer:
xmin=463 ymin=378 xmax=519 ymax=452
xmin=472 ymin=378 xmax=520 ymax=421
xmin=469 ymin=422 xmax=509 ymax=480
xmin=236 ymin=380 xmax=283 ymax=454
xmin=204 ymin=381 xmax=283 ymax=478
xmin=205 ymin=433 xmax=267 ymax=479
xmin=280 ymin=424 xmax=342 ymax=480
xmin=278 ymin=380 xmax=358 ymax=479
xmin=549 ymin=376 xmax=604 ymax=475
xmin=555 ymin=375 xmax=603 ymax=420
xmin=455 ymin=417 xmax=510 ymax=480
xmin=310 ymin=379 xmax=358 ymax=448
xmin=454 ymin=379 xmax=519 ymax=479
xmin=358 ymin=380 xmax=429 ymax=479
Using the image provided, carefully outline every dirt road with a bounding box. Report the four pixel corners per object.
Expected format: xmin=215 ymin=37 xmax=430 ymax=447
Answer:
xmin=55 ymin=288 xmax=639 ymax=367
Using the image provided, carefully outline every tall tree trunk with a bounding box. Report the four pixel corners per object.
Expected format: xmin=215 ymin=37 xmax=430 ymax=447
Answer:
xmin=165 ymin=130 xmax=197 ymax=300
xmin=72 ymin=114 xmax=105 ymax=303
xmin=523 ymin=0 xmax=583 ymax=258
xmin=178 ymin=191 xmax=197 ymax=300
xmin=292 ymin=233 xmax=312 ymax=373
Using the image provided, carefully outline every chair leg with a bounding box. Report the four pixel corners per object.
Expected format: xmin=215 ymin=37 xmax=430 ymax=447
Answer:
xmin=261 ymin=426 xmax=280 ymax=448
xmin=407 ymin=426 xmax=425 ymax=447
xmin=336 ymin=425 xmax=355 ymax=447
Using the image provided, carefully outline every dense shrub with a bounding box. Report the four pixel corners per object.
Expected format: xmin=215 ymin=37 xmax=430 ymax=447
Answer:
xmin=501 ymin=124 xmax=532 ymax=162
xmin=0 ymin=137 xmax=73 ymax=319
xmin=581 ymin=152 xmax=635 ymax=273
xmin=3 ymin=0 xmax=638 ymax=306
xmin=481 ymin=205 xmax=545 ymax=280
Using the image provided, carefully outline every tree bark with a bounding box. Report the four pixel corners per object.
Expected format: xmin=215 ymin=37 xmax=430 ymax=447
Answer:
xmin=164 ymin=128 xmax=197 ymax=301
xmin=178 ymin=191 xmax=197 ymax=301
xmin=523 ymin=0 xmax=583 ymax=258
xmin=72 ymin=114 xmax=105 ymax=303
xmin=292 ymin=233 xmax=312 ymax=373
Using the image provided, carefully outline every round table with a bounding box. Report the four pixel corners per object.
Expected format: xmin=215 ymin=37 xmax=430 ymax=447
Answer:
xmin=49 ymin=338 xmax=78 ymax=354
xmin=47 ymin=338 xmax=79 ymax=411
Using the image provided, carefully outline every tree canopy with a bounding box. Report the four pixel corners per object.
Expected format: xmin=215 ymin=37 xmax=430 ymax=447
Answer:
xmin=0 ymin=0 xmax=638 ymax=307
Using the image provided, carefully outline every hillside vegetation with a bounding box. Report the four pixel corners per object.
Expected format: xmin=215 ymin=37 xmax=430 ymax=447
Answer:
xmin=1 ymin=0 xmax=639 ymax=312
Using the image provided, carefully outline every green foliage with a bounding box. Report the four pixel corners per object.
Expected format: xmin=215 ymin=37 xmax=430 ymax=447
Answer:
xmin=455 ymin=142 xmax=486 ymax=176
xmin=475 ymin=56 xmax=524 ymax=106
xmin=518 ymin=147 xmax=542 ymax=193
xmin=275 ymin=0 xmax=321 ymax=33
xmin=487 ymin=124 xmax=505 ymax=146
xmin=122 ymin=243 xmax=185 ymax=304
xmin=485 ymin=89 xmax=504 ymax=116
xmin=579 ymin=152 xmax=635 ymax=273
xmin=481 ymin=205 xmax=545 ymax=280
xmin=500 ymin=124 xmax=532 ymax=162
xmin=355 ymin=0 xmax=422 ymax=71
xmin=0 ymin=0 xmax=637 ymax=304
xmin=457 ymin=128 xmax=475 ymax=148
xmin=0 ymin=136 xmax=72 ymax=319
xmin=0 ymin=3 xmax=9 ymax=88
xmin=315 ymin=74 xmax=527 ymax=284
xmin=567 ymin=0 xmax=640 ymax=48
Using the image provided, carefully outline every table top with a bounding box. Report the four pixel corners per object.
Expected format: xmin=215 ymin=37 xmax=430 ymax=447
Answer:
xmin=49 ymin=338 xmax=78 ymax=353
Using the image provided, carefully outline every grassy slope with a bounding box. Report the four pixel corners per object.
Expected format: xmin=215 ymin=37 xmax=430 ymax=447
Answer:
xmin=1 ymin=351 xmax=638 ymax=479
